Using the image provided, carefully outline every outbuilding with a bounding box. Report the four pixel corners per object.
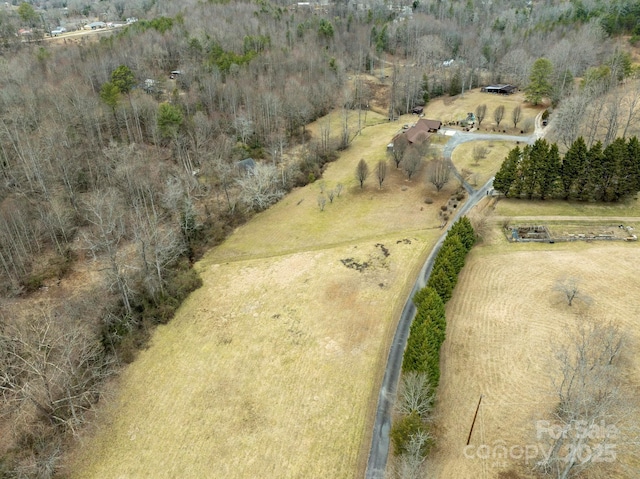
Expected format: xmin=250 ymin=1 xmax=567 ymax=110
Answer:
xmin=237 ymin=158 xmax=256 ymax=173
xmin=481 ymin=84 xmax=517 ymax=95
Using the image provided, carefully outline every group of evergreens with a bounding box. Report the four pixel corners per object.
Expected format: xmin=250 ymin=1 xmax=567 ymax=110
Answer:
xmin=494 ymin=137 xmax=640 ymax=201
xmin=391 ymin=218 xmax=475 ymax=457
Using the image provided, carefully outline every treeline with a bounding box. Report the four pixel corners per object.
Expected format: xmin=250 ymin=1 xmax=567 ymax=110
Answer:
xmin=0 ymin=4 xmax=350 ymax=476
xmin=390 ymin=218 xmax=475 ymax=470
xmin=599 ymin=0 xmax=640 ymax=37
xmin=494 ymin=137 xmax=640 ymax=201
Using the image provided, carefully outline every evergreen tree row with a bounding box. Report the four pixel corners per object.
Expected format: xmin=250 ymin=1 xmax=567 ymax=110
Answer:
xmin=493 ymin=137 xmax=640 ymax=202
xmin=402 ymin=217 xmax=476 ymax=390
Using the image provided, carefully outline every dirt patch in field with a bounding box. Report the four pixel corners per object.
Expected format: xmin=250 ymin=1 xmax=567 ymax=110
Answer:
xmin=428 ymin=238 xmax=640 ymax=478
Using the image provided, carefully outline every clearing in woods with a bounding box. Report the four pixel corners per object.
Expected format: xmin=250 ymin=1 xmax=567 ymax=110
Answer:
xmin=425 ymin=90 xmax=540 ymax=134
xmin=429 ymin=224 xmax=640 ymax=478
xmin=69 ymin=110 xmax=466 ymax=478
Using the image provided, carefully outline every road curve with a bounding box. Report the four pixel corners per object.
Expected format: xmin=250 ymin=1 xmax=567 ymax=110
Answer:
xmin=364 ymin=126 xmax=540 ymax=478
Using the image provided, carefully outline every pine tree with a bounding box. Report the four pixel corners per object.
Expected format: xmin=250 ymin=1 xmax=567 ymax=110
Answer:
xmin=602 ymin=139 xmax=625 ymax=201
xmin=440 ymin=236 xmax=467 ymax=275
xmin=421 ymin=74 xmax=430 ymax=104
xmin=626 ymin=136 xmax=640 ymax=196
xmin=518 ymin=144 xmax=536 ymax=199
xmin=427 ymin=266 xmax=455 ymax=304
xmin=539 ymin=143 xmax=560 ymax=199
xmin=615 ymin=137 xmax=637 ymax=198
xmin=561 ymin=137 xmax=588 ymax=199
xmin=494 ymin=146 xmax=521 ymax=197
xmin=449 ymin=217 xmax=476 ymax=252
xmin=525 ymin=58 xmax=554 ymax=105
xmin=585 ymin=141 xmax=605 ymax=201
xmin=403 ymin=315 xmax=429 ymax=372
xmin=528 ymin=139 xmax=550 ymax=199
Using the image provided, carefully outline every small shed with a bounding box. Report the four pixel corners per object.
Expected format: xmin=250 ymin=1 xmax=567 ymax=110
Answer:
xmin=237 ymin=158 xmax=256 ymax=173
xmin=481 ymin=84 xmax=517 ymax=95
xmin=412 ymin=106 xmax=424 ymax=115
xmin=85 ymin=21 xmax=106 ymax=30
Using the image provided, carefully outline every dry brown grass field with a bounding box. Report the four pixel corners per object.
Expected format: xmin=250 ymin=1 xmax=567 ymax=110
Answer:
xmin=495 ymin=197 xmax=640 ymax=218
xmin=451 ymin=141 xmax=515 ymax=188
xmin=68 ymin=87 xmax=546 ymax=478
xmin=69 ymin=109 xmax=467 ymax=478
xmin=428 ymin=223 xmax=640 ymax=479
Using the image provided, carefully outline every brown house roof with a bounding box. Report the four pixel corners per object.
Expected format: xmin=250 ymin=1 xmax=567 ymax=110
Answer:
xmin=404 ymin=118 xmax=440 ymax=144
xmin=421 ymin=118 xmax=441 ymax=131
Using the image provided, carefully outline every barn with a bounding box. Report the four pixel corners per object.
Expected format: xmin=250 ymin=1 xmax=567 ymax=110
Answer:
xmin=481 ymin=84 xmax=517 ymax=95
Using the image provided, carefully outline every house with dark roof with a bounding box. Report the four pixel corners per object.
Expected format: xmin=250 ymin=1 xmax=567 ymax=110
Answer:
xmin=402 ymin=118 xmax=440 ymax=144
xmin=481 ymin=84 xmax=517 ymax=95
xmin=421 ymin=119 xmax=441 ymax=131
xmin=405 ymin=127 xmax=430 ymax=144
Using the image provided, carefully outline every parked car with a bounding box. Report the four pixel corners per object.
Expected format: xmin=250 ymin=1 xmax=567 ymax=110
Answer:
xmin=50 ymin=27 xmax=66 ymax=36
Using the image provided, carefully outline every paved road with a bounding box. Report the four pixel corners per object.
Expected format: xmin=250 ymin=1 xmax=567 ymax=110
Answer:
xmin=364 ymin=124 xmax=544 ymax=478
xmin=443 ymin=131 xmax=534 ymax=159
xmin=364 ymin=177 xmax=493 ymax=479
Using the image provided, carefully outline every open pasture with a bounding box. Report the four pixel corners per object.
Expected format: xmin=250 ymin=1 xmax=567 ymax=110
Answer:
xmin=429 ymin=234 xmax=640 ymax=478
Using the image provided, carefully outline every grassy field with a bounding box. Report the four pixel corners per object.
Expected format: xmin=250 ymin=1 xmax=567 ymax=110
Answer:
xmin=69 ymin=107 xmax=463 ymax=478
xmin=423 ymin=89 xmax=542 ymax=134
xmin=68 ymin=87 xmax=584 ymax=479
xmin=495 ymin=197 xmax=640 ymax=217
xmin=451 ymin=141 xmax=515 ymax=188
xmin=427 ymin=221 xmax=640 ymax=478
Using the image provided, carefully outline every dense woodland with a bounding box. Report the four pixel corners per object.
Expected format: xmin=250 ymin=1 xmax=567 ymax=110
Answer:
xmin=0 ymin=0 xmax=639 ymax=476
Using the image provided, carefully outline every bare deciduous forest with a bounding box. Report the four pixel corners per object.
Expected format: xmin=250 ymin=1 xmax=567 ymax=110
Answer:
xmin=0 ymin=0 xmax=637 ymax=476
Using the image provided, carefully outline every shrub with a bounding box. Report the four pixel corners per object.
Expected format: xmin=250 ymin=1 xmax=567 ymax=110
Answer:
xmin=390 ymin=411 xmax=429 ymax=455
xmin=22 ymin=274 xmax=44 ymax=293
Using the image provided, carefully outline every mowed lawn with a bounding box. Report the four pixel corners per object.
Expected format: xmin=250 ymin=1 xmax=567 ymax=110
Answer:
xmin=451 ymin=141 xmax=515 ymax=188
xmin=428 ymin=229 xmax=640 ymax=478
xmin=425 ymin=89 xmax=541 ymax=134
xmin=70 ymin=111 xmax=458 ymax=479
